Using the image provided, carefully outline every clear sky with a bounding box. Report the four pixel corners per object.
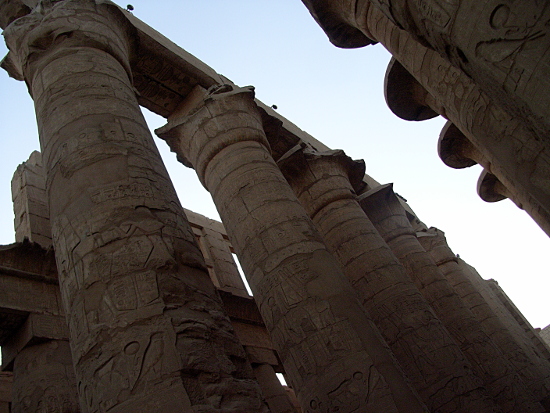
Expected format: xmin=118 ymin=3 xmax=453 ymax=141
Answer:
xmin=0 ymin=1 xmax=548 ymax=328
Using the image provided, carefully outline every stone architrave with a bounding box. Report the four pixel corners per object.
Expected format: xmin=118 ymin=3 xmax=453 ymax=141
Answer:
xmin=278 ymin=147 xmax=501 ymax=413
xmin=12 ymin=340 xmax=79 ymax=413
xmin=158 ymin=84 xmax=428 ymax=413
xmin=300 ymin=1 xmax=550 ymax=238
xmin=3 ymin=2 xmax=268 ymax=411
xmin=359 ymin=184 xmax=550 ymax=410
xmin=418 ymin=228 xmax=550 ymax=396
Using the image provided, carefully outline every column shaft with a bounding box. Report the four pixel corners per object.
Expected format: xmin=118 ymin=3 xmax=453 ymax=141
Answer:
xmin=279 ymin=148 xmax=500 ymax=413
xmin=252 ymin=364 xmax=296 ymax=413
xmin=360 ymin=184 xmax=549 ymax=411
xmin=418 ymin=228 xmax=550 ymax=405
xmin=158 ymin=84 xmax=427 ymax=413
xmin=4 ymin=2 xmax=267 ymax=412
xmin=464 ymin=263 xmax=550 ymax=367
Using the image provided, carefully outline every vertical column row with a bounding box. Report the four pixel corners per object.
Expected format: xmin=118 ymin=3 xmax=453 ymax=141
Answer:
xmin=277 ymin=148 xmax=500 ymax=413
xmin=359 ymin=184 xmax=550 ymax=410
xmin=4 ymin=1 xmax=268 ymax=412
xmin=158 ymin=84 xmax=427 ymax=413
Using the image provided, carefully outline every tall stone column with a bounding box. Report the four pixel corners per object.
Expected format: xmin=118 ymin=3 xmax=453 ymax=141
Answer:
xmin=278 ymin=148 xmax=501 ymax=413
xmin=359 ymin=184 xmax=550 ymax=410
xmin=301 ymin=1 xmax=550 ymax=238
xmin=158 ymin=84 xmax=428 ymax=413
xmin=252 ymin=363 xmax=296 ymax=413
xmin=3 ymin=2 xmax=268 ymax=412
xmin=460 ymin=260 xmax=550 ymax=365
xmin=418 ymin=227 xmax=550 ymax=407
xmin=487 ymin=280 xmax=550 ymax=362
xmin=12 ymin=340 xmax=79 ymax=413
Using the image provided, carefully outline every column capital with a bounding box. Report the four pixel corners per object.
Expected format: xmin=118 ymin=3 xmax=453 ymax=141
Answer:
xmin=438 ymin=121 xmax=484 ymax=169
xmin=279 ymin=146 xmax=366 ymax=189
xmin=3 ymin=0 xmax=136 ymax=86
xmin=385 ymin=57 xmax=440 ymax=121
xmin=417 ymin=227 xmax=459 ymax=266
xmin=358 ymin=183 xmax=414 ymax=240
xmin=477 ymin=169 xmax=511 ymax=203
xmin=157 ymin=84 xmax=269 ymax=185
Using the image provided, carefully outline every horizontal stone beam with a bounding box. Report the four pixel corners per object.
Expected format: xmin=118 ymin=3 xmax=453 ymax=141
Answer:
xmin=1 ymin=313 xmax=68 ymax=371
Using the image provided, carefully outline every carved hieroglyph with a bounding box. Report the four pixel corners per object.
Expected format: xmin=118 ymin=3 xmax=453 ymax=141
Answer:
xmin=368 ymin=1 xmax=550 ymax=144
xmin=419 ymin=227 xmax=550 ymax=408
xmin=12 ymin=340 xmax=79 ymax=413
xmin=3 ymin=1 xmax=267 ymax=411
xmin=158 ymin=84 xmax=428 ymax=413
xmin=301 ymin=1 xmax=550 ymax=238
xmin=359 ymin=184 xmax=550 ymax=411
xmin=279 ymin=147 xmax=503 ymax=413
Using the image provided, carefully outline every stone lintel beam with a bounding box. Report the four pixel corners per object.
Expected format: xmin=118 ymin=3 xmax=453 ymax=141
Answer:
xmin=158 ymin=83 xmax=428 ymax=412
xmin=1 ymin=0 xmax=383 ymax=191
xmin=359 ymin=184 xmax=550 ymax=411
xmin=280 ymin=149 xmax=504 ymax=412
xmin=0 ymin=260 xmax=62 ymax=319
xmin=438 ymin=121 xmax=486 ymax=169
xmin=2 ymin=313 xmax=69 ymax=371
xmin=384 ymin=57 xmax=440 ymax=121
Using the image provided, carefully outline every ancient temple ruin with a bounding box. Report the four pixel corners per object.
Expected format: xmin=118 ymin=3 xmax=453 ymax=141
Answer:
xmin=0 ymin=1 xmax=549 ymax=412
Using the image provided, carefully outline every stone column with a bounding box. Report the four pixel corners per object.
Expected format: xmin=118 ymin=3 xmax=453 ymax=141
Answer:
xmin=301 ymin=1 xmax=550 ymax=238
xmin=252 ymin=363 xmax=296 ymax=413
xmin=12 ymin=340 xmax=79 ymax=413
xmin=418 ymin=228 xmax=550 ymax=408
xmin=158 ymin=84 xmax=428 ymax=413
xmin=302 ymin=0 xmax=550 ymax=148
xmin=3 ymin=2 xmax=267 ymax=412
xmin=487 ymin=280 xmax=550 ymax=362
xmin=359 ymin=184 xmax=550 ymax=410
xmin=278 ymin=147 xmax=500 ymax=413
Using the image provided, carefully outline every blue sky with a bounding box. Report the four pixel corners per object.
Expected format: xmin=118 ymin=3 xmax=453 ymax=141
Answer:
xmin=0 ymin=1 xmax=548 ymax=328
